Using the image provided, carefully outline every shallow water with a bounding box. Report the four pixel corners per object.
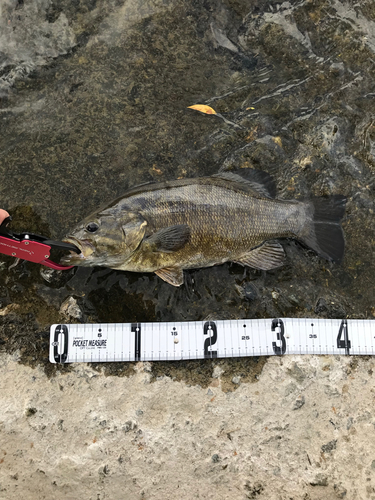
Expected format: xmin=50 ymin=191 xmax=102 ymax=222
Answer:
xmin=0 ymin=0 xmax=375 ymax=379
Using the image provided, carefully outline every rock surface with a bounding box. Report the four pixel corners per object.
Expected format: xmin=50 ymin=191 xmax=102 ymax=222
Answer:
xmin=1 ymin=352 xmax=375 ymax=499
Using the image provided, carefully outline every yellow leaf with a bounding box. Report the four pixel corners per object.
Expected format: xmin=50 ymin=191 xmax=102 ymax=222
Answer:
xmin=188 ymin=104 xmax=217 ymax=115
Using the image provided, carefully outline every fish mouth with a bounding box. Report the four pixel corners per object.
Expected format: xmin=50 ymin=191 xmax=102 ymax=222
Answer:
xmin=60 ymin=236 xmax=94 ymax=263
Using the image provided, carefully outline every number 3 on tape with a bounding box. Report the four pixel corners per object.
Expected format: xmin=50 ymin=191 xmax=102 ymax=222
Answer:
xmin=272 ymin=319 xmax=286 ymax=355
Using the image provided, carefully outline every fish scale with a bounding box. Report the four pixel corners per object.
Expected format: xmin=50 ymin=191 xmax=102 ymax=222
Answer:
xmin=129 ymin=185 xmax=298 ymax=263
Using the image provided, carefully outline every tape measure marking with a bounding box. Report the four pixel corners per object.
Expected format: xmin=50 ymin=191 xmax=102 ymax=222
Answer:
xmin=49 ymin=318 xmax=375 ymax=364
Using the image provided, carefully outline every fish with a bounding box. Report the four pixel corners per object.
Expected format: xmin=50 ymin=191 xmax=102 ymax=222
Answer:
xmin=61 ymin=168 xmax=346 ymax=286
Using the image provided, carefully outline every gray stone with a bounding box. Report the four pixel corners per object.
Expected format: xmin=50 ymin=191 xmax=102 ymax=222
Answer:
xmin=324 ymin=386 xmax=341 ymax=397
xmin=321 ymin=440 xmax=337 ymax=454
xmin=98 ymin=465 xmax=109 ymax=476
xmin=310 ymin=474 xmax=328 ymax=487
xmin=293 ymin=395 xmax=305 ymax=410
xmin=212 ymin=366 xmax=224 ymax=378
xmin=334 ymin=483 xmax=347 ymax=498
xmin=315 ymin=298 xmax=328 ymax=314
xmin=347 ymin=417 xmax=353 ymax=430
xmin=243 ymin=283 xmax=258 ymax=301
xmin=25 ymin=407 xmax=37 ymax=417
xmin=123 ymin=421 xmax=137 ymax=433
xmin=285 ymin=383 xmax=297 ymax=396
xmin=287 ymin=363 xmax=307 ymax=383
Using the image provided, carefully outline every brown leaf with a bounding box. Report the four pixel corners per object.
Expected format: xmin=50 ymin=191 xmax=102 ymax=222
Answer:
xmin=188 ymin=104 xmax=217 ymax=115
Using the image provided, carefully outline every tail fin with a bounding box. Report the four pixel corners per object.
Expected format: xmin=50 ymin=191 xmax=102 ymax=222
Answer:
xmin=299 ymin=195 xmax=346 ymax=263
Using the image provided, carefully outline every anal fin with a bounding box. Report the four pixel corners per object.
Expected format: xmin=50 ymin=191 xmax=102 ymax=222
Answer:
xmin=233 ymin=241 xmax=285 ymax=270
xmin=155 ymin=267 xmax=184 ymax=286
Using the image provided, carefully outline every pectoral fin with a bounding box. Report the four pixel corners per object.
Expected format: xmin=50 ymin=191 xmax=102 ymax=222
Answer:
xmin=234 ymin=241 xmax=285 ymax=270
xmin=155 ymin=267 xmax=184 ymax=286
xmin=146 ymin=224 xmax=191 ymax=253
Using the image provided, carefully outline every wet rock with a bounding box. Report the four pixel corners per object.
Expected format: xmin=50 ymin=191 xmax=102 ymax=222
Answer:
xmin=40 ymin=268 xmax=63 ymax=284
xmin=10 ymin=284 xmax=24 ymax=294
xmin=330 ymin=62 xmax=345 ymax=75
xmin=243 ymin=282 xmax=258 ymax=301
xmin=59 ymin=296 xmax=82 ymax=320
xmin=288 ymin=294 xmax=300 ymax=307
xmin=314 ymin=297 xmax=346 ymax=318
xmin=0 ymin=286 xmax=10 ymax=310
xmin=0 ymin=303 xmax=19 ymax=317
xmin=315 ymin=298 xmax=328 ymax=314
xmin=39 ymin=267 xmax=74 ymax=289
xmin=315 ymin=118 xmax=345 ymax=156
xmin=0 ymin=4 xmax=76 ymax=95
xmin=333 ymin=269 xmax=354 ymax=288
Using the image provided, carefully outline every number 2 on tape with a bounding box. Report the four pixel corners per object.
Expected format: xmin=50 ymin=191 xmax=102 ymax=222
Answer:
xmin=204 ymin=321 xmax=218 ymax=358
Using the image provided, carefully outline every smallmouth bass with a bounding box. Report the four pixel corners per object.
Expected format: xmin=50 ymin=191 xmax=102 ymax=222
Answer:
xmin=62 ymin=169 xmax=346 ymax=286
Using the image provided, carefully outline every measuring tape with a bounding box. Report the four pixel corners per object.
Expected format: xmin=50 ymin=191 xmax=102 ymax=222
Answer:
xmin=49 ymin=318 xmax=374 ymax=363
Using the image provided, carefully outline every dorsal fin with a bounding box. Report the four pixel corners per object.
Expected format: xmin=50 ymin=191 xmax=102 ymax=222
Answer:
xmin=213 ymin=168 xmax=277 ymax=198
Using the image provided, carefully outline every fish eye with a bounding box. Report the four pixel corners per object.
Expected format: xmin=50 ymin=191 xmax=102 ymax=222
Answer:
xmin=86 ymin=222 xmax=99 ymax=233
